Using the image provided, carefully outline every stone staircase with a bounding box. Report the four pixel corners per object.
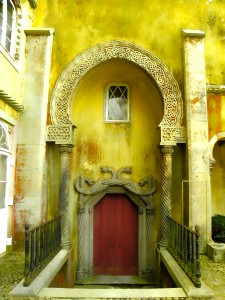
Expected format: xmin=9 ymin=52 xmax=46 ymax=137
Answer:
xmin=38 ymin=287 xmax=188 ymax=299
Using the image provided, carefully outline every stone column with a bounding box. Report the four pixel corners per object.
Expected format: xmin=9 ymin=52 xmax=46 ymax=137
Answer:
xmin=58 ymin=145 xmax=74 ymax=248
xmin=159 ymin=145 xmax=173 ymax=247
xmin=182 ymin=29 xmax=211 ymax=253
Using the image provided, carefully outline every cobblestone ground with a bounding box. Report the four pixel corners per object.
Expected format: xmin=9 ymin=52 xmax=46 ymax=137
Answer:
xmin=0 ymin=251 xmax=224 ymax=299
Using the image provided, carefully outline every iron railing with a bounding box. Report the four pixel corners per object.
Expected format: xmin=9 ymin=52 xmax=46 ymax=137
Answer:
xmin=24 ymin=215 xmax=62 ymax=286
xmin=167 ymin=216 xmax=201 ymax=288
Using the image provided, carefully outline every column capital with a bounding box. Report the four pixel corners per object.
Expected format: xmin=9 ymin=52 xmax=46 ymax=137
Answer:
xmin=159 ymin=145 xmax=174 ymax=155
xmin=181 ymin=29 xmax=206 ymax=39
xmin=58 ymin=144 xmax=74 ymax=154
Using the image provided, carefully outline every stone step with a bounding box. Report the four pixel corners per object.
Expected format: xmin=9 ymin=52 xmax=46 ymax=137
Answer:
xmin=38 ymin=287 xmax=187 ymax=299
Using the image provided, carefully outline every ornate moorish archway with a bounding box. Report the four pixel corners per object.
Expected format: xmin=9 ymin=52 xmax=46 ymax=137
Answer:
xmin=48 ymin=40 xmax=185 ymax=145
xmin=46 ymin=40 xmax=185 ymax=250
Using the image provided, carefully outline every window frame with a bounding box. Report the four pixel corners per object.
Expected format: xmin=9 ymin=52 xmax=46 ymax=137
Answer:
xmin=104 ymin=83 xmax=130 ymax=123
xmin=0 ymin=0 xmax=16 ymax=57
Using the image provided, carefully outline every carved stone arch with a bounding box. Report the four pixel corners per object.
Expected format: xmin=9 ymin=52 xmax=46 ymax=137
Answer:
xmin=209 ymin=132 xmax=225 ymax=169
xmin=49 ymin=40 xmax=185 ymax=145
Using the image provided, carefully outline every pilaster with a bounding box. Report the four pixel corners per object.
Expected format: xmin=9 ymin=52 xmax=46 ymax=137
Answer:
xmin=14 ymin=29 xmax=54 ymax=249
xmin=182 ymin=29 xmax=211 ymax=253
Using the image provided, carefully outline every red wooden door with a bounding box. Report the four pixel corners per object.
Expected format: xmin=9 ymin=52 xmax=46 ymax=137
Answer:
xmin=93 ymin=194 xmax=138 ymax=275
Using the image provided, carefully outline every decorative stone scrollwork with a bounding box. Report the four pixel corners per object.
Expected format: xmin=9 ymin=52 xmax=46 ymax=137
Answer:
xmin=46 ymin=124 xmax=76 ymax=145
xmin=161 ymin=126 xmax=186 ymax=145
xmin=50 ymin=40 xmax=184 ymax=145
xmin=75 ymin=166 xmax=157 ymax=283
xmin=75 ymin=166 xmax=156 ymax=209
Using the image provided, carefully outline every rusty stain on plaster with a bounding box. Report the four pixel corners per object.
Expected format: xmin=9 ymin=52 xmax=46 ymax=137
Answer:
xmin=76 ymin=137 xmax=101 ymax=168
xmin=190 ymin=97 xmax=199 ymax=113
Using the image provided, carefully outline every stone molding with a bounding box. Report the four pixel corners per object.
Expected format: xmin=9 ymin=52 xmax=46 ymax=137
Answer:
xmin=49 ymin=40 xmax=185 ymax=145
xmin=181 ymin=29 xmax=206 ymax=38
xmin=207 ymin=84 xmax=225 ymax=94
xmin=75 ymin=166 xmax=157 ymax=283
xmin=0 ymin=90 xmax=24 ymax=113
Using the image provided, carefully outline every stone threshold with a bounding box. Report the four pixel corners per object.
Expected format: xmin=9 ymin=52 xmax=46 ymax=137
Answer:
xmin=38 ymin=287 xmax=187 ymax=299
xmin=77 ymin=275 xmax=150 ymax=285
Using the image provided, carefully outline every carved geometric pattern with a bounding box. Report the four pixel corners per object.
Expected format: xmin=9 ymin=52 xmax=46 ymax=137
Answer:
xmin=161 ymin=126 xmax=186 ymax=144
xmin=46 ymin=125 xmax=75 ymax=145
xmin=50 ymin=41 xmax=183 ymax=139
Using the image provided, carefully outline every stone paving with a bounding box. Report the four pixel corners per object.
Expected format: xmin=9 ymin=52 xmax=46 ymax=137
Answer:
xmin=0 ymin=251 xmax=224 ymax=299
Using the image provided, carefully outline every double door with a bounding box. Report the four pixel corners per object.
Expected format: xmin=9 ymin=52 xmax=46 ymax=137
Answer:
xmin=93 ymin=194 xmax=138 ymax=275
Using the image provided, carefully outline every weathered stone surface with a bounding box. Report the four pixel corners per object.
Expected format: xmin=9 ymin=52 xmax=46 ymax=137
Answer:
xmin=208 ymin=242 xmax=225 ymax=263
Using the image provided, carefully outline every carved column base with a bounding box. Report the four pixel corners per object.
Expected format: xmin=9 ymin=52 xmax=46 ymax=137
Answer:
xmin=76 ymin=267 xmax=89 ymax=283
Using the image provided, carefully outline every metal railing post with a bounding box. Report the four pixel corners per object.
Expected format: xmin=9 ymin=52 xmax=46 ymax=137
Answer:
xmin=167 ymin=216 xmax=201 ymax=288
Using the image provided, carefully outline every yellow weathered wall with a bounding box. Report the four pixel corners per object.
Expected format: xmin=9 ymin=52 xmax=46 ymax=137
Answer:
xmin=0 ymin=54 xmax=21 ymax=103
xmin=33 ymin=0 xmax=225 ymax=92
xmin=31 ymin=0 xmax=225 ymax=263
xmin=71 ymin=58 xmax=163 ymax=256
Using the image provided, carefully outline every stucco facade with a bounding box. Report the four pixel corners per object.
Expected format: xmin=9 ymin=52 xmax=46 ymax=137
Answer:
xmin=1 ymin=0 xmax=225 ymax=289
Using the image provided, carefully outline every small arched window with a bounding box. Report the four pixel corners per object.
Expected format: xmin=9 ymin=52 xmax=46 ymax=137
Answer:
xmin=0 ymin=0 xmax=16 ymax=56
